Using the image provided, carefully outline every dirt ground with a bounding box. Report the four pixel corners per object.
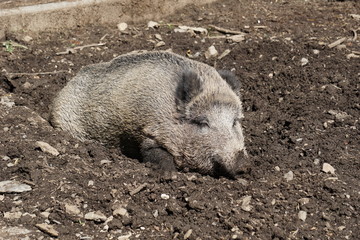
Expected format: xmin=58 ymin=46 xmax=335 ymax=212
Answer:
xmin=1 ymin=0 xmax=360 ymax=239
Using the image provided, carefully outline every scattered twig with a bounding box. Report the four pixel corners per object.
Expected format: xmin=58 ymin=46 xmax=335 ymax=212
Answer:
xmin=207 ymin=35 xmax=227 ymax=39
xmin=209 ymin=24 xmax=246 ymax=35
xmin=100 ymin=34 xmax=108 ymax=42
xmin=22 ymin=180 xmax=36 ymax=186
xmin=351 ymin=28 xmax=359 ymax=42
xmin=7 ymin=70 xmax=68 ymax=79
xmin=346 ymin=53 xmax=360 ymax=59
xmin=129 ymin=183 xmax=147 ymax=196
xmin=328 ymin=37 xmax=347 ymax=48
xmin=352 ymin=50 xmax=360 ymax=55
xmin=56 ymin=42 xmax=106 ymax=55
xmin=254 ymin=25 xmax=268 ymax=29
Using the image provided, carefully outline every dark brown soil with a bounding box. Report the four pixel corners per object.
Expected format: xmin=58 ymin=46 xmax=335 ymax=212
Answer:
xmin=1 ymin=0 xmax=359 ymax=239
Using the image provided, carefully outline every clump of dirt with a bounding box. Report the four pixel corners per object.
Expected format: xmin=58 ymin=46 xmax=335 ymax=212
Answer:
xmin=1 ymin=0 xmax=359 ymax=239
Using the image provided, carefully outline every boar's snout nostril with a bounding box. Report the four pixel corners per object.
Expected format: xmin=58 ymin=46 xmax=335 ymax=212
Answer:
xmin=235 ymin=149 xmax=248 ymax=160
xmin=235 ymin=150 xmax=251 ymax=174
xmin=211 ymin=155 xmax=235 ymax=178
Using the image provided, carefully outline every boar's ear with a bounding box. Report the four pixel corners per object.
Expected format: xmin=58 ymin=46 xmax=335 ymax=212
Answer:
xmin=218 ymin=70 xmax=241 ymax=94
xmin=176 ymin=70 xmax=203 ymax=104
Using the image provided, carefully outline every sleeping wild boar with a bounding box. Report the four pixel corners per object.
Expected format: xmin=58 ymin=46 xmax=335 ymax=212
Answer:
xmin=50 ymin=51 xmax=248 ymax=177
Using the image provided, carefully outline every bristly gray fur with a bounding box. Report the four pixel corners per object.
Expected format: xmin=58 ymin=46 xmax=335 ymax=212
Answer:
xmin=50 ymin=51 xmax=247 ymax=177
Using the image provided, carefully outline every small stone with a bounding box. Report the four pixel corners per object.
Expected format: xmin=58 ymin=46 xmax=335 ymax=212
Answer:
xmin=274 ymin=166 xmax=280 ymax=171
xmin=117 ymin=22 xmax=128 ymax=32
xmin=85 ymin=211 xmax=107 ymax=222
xmin=161 ymin=194 xmax=170 ymax=200
xmin=152 ymin=210 xmax=159 ymax=218
xmin=35 ymin=141 xmax=60 ymax=156
xmin=88 ymin=180 xmax=94 ymax=186
xmin=298 ymin=210 xmax=307 ymax=221
xmin=147 ymin=21 xmax=159 ymax=28
xmin=65 ymin=203 xmax=81 ymax=216
xmin=338 ymin=226 xmax=346 ymax=231
xmin=113 ymin=207 xmax=129 ymax=217
xmin=300 ymin=58 xmax=309 ymax=66
xmin=154 ymin=34 xmax=162 ymax=41
xmin=240 ymin=195 xmax=252 ymax=212
xmin=0 ymin=227 xmax=32 ymax=238
xmin=2 ymin=155 xmax=10 ymax=160
xmin=22 ymin=82 xmax=32 ymax=89
xmin=40 ymin=211 xmax=50 ymax=218
xmin=284 ymin=171 xmax=294 ymax=182
xmin=298 ymin=198 xmax=310 ymax=205
xmin=328 ymin=110 xmax=350 ymax=121
xmin=0 ymin=96 xmax=15 ymax=108
xmin=184 ymin=229 xmax=193 ymax=239
xmin=313 ymin=49 xmax=320 ymax=54
xmin=155 ymin=41 xmax=166 ymax=47
xmin=227 ymin=34 xmax=245 ymax=42
xmin=23 ymin=36 xmax=33 ymax=42
xmin=322 ymin=163 xmax=335 ymax=174
xmin=0 ymin=180 xmax=32 ymax=193
xmin=271 ymin=199 xmax=276 ymax=205
xmin=118 ymin=233 xmax=132 ymax=240
xmin=205 ymin=45 xmax=218 ymax=59
xmin=314 ymin=158 xmax=320 ymax=165
xmin=4 ymin=211 xmax=22 ymax=219
xmin=35 ymin=223 xmax=59 ymax=237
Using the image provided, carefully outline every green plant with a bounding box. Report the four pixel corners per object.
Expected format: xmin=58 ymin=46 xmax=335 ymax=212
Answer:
xmin=2 ymin=40 xmax=28 ymax=53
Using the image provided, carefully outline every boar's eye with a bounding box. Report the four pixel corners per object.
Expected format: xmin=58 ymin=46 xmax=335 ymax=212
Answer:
xmin=233 ymin=118 xmax=240 ymax=127
xmin=191 ymin=116 xmax=210 ymax=128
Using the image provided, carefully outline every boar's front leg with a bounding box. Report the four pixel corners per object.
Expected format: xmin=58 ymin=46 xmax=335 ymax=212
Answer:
xmin=141 ymin=138 xmax=176 ymax=171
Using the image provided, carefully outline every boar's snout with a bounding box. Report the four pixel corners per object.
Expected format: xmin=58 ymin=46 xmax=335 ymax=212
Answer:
xmin=211 ymin=150 xmax=248 ymax=178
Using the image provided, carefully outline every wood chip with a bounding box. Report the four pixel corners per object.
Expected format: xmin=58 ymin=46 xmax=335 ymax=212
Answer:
xmin=35 ymin=223 xmax=59 ymax=237
xmin=129 ymin=183 xmax=147 ymax=196
xmin=35 ymin=141 xmax=60 ymax=156
xmin=209 ymin=24 xmax=246 ymax=35
xmin=227 ymin=34 xmax=245 ymax=42
xmin=0 ymin=180 xmax=32 ymax=193
xmin=328 ymin=37 xmax=347 ymax=49
xmin=184 ymin=229 xmax=193 ymax=239
xmin=218 ymin=49 xmax=231 ymax=59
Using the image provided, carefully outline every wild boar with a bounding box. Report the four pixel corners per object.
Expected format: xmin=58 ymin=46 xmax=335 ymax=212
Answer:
xmin=50 ymin=51 xmax=247 ymax=177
